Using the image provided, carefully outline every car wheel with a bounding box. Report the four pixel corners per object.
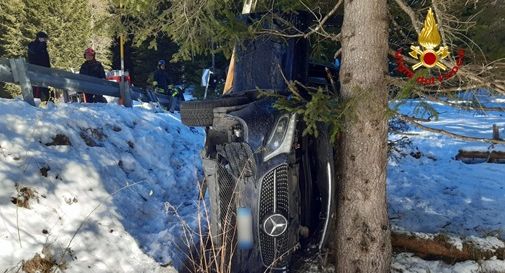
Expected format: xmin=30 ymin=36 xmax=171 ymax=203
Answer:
xmin=180 ymin=96 xmax=251 ymax=126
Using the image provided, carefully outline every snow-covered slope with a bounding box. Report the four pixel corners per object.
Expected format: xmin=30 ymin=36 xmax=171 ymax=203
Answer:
xmin=0 ymin=99 xmax=204 ymax=272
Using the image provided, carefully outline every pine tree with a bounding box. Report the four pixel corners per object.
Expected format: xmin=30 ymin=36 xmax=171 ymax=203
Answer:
xmin=0 ymin=0 xmax=27 ymax=97
xmin=0 ymin=0 xmax=114 ymax=98
xmin=0 ymin=0 xmax=27 ymax=57
xmin=87 ymin=0 xmax=113 ymax=69
xmin=23 ymin=0 xmax=93 ymax=71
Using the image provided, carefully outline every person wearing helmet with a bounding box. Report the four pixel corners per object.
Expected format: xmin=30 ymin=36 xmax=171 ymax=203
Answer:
xmin=79 ymin=48 xmax=107 ymax=103
xmin=27 ymin=31 xmax=52 ymax=102
xmin=153 ymin=59 xmax=175 ymax=112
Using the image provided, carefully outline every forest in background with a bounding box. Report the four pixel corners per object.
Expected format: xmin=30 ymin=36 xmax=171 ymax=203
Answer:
xmin=0 ymin=0 xmax=503 ymax=98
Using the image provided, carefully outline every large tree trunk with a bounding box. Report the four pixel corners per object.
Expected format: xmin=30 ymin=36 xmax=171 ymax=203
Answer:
xmin=335 ymin=0 xmax=391 ymax=272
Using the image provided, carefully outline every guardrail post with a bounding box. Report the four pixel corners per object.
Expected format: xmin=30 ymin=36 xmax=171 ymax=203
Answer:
xmin=9 ymin=58 xmax=35 ymax=106
xmin=493 ymin=124 xmax=501 ymax=140
xmin=62 ymin=89 xmax=70 ymax=103
xmin=119 ymin=77 xmax=132 ymax=107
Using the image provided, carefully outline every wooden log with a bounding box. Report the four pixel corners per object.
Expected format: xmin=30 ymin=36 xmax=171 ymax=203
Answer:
xmin=392 ymin=232 xmax=505 ymax=263
xmin=455 ymin=150 xmax=505 ymax=164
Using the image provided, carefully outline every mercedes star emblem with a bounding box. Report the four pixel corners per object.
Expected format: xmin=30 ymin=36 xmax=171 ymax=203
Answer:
xmin=263 ymin=214 xmax=288 ymax=237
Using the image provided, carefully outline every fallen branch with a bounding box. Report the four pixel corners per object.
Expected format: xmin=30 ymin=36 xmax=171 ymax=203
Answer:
xmin=393 ymin=0 xmax=420 ymax=34
xmin=397 ymin=114 xmax=505 ymax=144
xmin=431 ymin=0 xmax=449 ymax=46
xmin=392 ymin=231 xmax=505 ymax=263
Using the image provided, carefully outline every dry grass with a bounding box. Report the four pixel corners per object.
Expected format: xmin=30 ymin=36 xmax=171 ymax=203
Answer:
xmin=21 ymin=245 xmax=66 ymax=273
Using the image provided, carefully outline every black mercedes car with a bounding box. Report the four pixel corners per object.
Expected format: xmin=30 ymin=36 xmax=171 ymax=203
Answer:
xmin=180 ymin=12 xmax=338 ymax=273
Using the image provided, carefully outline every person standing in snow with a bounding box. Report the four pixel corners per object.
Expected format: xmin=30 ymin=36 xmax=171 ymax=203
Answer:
xmin=27 ymin=31 xmax=52 ymax=102
xmin=79 ymin=48 xmax=107 ymax=103
xmin=153 ymin=60 xmax=175 ymax=112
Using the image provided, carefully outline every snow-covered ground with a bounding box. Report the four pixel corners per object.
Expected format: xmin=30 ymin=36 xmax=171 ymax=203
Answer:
xmin=392 ymin=253 xmax=505 ymax=273
xmin=388 ymin=92 xmax=505 ymax=272
xmin=0 ymin=99 xmax=204 ymax=272
xmin=0 ymin=90 xmax=504 ymax=273
xmin=389 ymin=95 xmax=505 ymax=239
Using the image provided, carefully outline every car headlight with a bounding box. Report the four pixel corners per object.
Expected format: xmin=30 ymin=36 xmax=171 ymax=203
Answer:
xmin=263 ymin=114 xmax=297 ymax=161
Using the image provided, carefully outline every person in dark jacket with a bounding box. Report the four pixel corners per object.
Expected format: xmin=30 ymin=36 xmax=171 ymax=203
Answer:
xmin=153 ymin=60 xmax=176 ymax=112
xmin=153 ymin=60 xmax=172 ymax=93
xmin=27 ymin=31 xmax=51 ymax=102
xmin=79 ymin=48 xmax=106 ymax=103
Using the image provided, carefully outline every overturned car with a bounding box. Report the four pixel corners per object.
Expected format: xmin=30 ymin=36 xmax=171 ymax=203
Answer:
xmin=180 ymin=13 xmax=339 ymax=273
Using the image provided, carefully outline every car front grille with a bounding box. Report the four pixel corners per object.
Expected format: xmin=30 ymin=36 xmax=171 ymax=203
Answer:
xmin=217 ymin=165 xmax=236 ymax=246
xmin=259 ymin=164 xmax=289 ymax=268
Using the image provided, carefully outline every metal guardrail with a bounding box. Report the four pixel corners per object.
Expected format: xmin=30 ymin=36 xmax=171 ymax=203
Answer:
xmin=0 ymin=57 xmax=142 ymax=106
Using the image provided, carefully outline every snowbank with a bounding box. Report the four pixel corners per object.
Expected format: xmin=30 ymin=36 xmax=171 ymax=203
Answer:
xmin=0 ymin=99 xmax=205 ymax=272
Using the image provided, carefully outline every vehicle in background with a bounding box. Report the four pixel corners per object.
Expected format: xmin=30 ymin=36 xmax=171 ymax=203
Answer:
xmin=106 ymin=70 xmax=132 ymax=86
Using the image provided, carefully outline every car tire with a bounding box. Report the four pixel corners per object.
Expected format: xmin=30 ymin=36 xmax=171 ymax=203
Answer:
xmin=180 ymin=96 xmax=251 ymax=126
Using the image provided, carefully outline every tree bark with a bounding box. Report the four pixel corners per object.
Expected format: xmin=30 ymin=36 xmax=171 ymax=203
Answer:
xmin=335 ymin=0 xmax=391 ymax=272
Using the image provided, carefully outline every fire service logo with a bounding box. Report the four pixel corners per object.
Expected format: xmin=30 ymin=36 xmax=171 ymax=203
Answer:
xmin=395 ymin=8 xmax=464 ymax=85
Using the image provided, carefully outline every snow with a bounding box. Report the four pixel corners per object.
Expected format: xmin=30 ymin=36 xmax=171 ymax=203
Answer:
xmin=0 ymin=99 xmax=205 ymax=272
xmin=389 ymin=94 xmax=505 ymax=272
xmin=466 ymin=236 xmax=505 ymax=251
xmin=392 ymin=253 xmax=505 ymax=273
xmin=388 ymin=96 xmax=505 ymax=239
xmin=1 ymin=89 xmax=504 ymax=273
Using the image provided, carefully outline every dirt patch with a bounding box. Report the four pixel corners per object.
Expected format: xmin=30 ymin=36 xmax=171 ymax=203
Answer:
xmin=40 ymin=166 xmax=50 ymax=177
xmin=11 ymin=186 xmax=39 ymax=209
xmin=410 ymin=151 xmax=422 ymax=159
xmin=79 ymin=131 xmax=98 ymax=147
xmin=88 ymin=128 xmax=106 ymax=140
xmin=45 ymin=134 xmax=72 ymax=146
xmin=127 ymin=140 xmax=135 ymax=149
xmin=80 ymin=128 xmax=107 ymax=147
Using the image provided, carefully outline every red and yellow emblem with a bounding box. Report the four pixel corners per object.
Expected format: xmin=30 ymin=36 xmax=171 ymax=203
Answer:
xmin=409 ymin=8 xmax=449 ymax=70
